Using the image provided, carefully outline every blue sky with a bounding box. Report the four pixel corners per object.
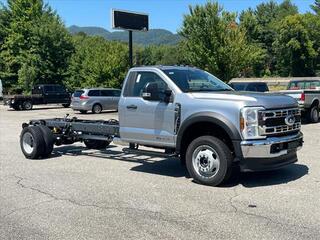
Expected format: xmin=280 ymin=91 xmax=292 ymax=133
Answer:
xmin=1 ymin=0 xmax=316 ymax=33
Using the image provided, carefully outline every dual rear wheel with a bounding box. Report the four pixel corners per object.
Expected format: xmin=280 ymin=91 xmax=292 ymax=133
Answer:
xmin=20 ymin=125 xmax=54 ymax=159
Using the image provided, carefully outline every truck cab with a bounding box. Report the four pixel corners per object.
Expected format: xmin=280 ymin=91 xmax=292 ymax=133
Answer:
xmin=118 ymin=66 xmax=303 ymax=185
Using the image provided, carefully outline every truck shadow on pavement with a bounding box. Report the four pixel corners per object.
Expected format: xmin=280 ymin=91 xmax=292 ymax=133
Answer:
xmin=52 ymin=145 xmax=309 ymax=188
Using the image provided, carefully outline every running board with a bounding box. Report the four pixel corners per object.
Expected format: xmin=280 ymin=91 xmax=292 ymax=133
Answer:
xmin=122 ymin=148 xmax=178 ymax=158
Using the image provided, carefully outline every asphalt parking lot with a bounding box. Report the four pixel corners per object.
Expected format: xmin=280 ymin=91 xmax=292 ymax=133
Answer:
xmin=0 ymin=105 xmax=319 ymax=240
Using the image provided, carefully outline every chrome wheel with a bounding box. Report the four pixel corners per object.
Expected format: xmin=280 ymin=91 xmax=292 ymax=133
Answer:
xmin=192 ymin=145 xmax=220 ymax=179
xmin=22 ymin=132 xmax=34 ymax=154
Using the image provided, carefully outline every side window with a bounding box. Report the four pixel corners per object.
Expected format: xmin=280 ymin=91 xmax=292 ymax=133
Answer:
xmin=256 ymin=84 xmax=268 ymax=92
xmin=246 ymin=84 xmax=256 ymax=91
xmin=32 ymin=86 xmax=42 ymax=94
xmin=44 ymin=85 xmax=54 ymax=93
xmin=55 ymin=85 xmax=65 ymax=93
xmin=310 ymin=81 xmax=319 ymax=89
xmin=101 ymin=90 xmax=112 ymax=97
xmin=297 ymin=82 xmax=305 ymax=89
xmin=111 ymin=90 xmax=121 ymax=97
xmin=131 ymin=72 xmax=167 ymax=97
xmin=123 ymin=71 xmax=168 ymax=98
xmin=88 ymin=90 xmax=100 ymax=96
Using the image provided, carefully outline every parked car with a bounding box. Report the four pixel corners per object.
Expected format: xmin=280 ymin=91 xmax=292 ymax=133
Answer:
xmin=229 ymin=81 xmax=269 ymax=92
xmin=280 ymin=80 xmax=320 ymax=123
xmin=21 ymin=66 xmax=303 ymax=186
xmin=71 ymin=88 xmax=121 ymax=114
xmin=4 ymin=84 xmax=71 ymax=110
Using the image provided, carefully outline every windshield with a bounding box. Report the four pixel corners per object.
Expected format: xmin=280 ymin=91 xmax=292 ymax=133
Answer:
xmin=162 ymin=68 xmax=233 ymax=92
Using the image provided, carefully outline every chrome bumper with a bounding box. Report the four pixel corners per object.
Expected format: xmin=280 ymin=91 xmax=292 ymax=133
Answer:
xmin=241 ymin=132 xmax=303 ymax=158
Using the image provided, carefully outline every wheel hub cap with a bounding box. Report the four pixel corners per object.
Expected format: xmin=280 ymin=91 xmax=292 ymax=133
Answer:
xmin=192 ymin=145 xmax=220 ymax=179
xmin=22 ymin=132 xmax=34 ymax=154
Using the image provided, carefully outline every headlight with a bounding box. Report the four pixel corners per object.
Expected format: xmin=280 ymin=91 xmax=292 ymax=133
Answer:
xmin=240 ymin=107 xmax=265 ymax=140
xmin=11 ymin=99 xmax=15 ymax=104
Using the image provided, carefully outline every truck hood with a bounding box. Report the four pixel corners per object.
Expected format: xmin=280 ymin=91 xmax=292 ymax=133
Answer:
xmin=190 ymin=91 xmax=298 ymax=109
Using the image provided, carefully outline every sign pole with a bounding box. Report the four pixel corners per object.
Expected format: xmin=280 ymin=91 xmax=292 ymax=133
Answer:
xmin=129 ymin=30 xmax=133 ymax=68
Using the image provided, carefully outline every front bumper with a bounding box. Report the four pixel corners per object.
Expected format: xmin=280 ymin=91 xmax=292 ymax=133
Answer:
xmin=240 ymin=132 xmax=303 ymax=171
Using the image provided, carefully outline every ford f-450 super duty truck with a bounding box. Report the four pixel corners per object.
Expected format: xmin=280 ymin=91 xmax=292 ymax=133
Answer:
xmin=20 ymin=66 xmax=303 ymax=186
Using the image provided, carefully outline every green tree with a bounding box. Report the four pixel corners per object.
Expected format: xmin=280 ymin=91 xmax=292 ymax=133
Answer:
xmin=179 ymin=1 xmax=265 ymax=81
xmin=0 ymin=0 xmax=73 ymax=92
xmin=135 ymin=44 xmax=184 ymax=66
xmin=240 ymin=0 xmax=298 ymax=75
xmin=66 ymin=34 xmax=128 ymax=90
xmin=273 ymin=14 xmax=318 ymax=76
xmin=311 ymin=0 xmax=320 ymax=15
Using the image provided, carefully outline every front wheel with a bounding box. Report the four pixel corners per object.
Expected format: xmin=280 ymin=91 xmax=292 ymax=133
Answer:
xmin=308 ymin=106 xmax=319 ymax=123
xmin=186 ymin=136 xmax=233 ymax=186
xmin=22 ymin=101 xmax=33 ymax=110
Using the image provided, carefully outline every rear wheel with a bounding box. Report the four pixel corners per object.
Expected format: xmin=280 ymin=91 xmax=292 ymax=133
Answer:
xmin=308 ymin=105 xmax=319 ymax=123
xmin=38 ymin=125 xmax=55 ymax=158
xmin=92 ymin=104 xmax=102 ymax=114
xmin=186 ymin=136 xmax=232 ymax=186
xmin=84 ymin=139 xmax=111 ymax=149
xmin=22 ymin=101 xmax=33 ymax=110
xmin=20 ymin=126 xmax=45 ymax=159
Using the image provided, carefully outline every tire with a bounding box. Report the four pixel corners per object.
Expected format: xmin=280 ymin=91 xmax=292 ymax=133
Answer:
xmin=22 ymin=101 xmax=33 ymax=110
xmin=79 ymin=110 xmax=87 ymax=114
xmin=84 ymin=139 xmax=111 ymax=149
xmin=20 ymin=126 xmax=45 ymax=159
xmin=92 ymin=104 xmax=102 ymax=114
xmin=308 ymin=105 xmax=319 ymax=123
xmin=186 ymin=136 xmax=233 ymax=186
xmin=62 ymin=103 xmax=70 ymax=108
xmin=38 ymin=125 xmax=55 ymax=158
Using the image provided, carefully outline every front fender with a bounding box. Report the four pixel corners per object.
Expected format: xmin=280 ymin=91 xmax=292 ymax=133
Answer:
xmin=176 ymin=112 xmax=242 ymax=157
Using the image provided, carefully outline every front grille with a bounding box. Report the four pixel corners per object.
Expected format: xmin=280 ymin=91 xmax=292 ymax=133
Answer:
xmin=259 ymin=108 xmax=301 ymax=136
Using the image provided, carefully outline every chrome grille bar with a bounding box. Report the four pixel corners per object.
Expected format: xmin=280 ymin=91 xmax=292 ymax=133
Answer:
xmin=259 ymin=108 xmax=301 ymax=136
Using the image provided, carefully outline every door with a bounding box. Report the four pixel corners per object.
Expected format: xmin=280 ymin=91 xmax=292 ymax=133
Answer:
xmin=100 ymin=89 xmax=114 ymax=110
xmin=43 ymin=85 xmax=56 ymax=103
xmin=54 ymin=85 xmax=68 ymax=103
xmin=119 ymin=71 xmax=176 ymax=147
xmin=111 ymin=89 xmax=121 ymax=110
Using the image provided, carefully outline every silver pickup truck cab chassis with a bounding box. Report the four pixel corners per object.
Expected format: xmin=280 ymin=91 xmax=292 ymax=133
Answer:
xmin=20 ymin=66 xmax=303 ymax=186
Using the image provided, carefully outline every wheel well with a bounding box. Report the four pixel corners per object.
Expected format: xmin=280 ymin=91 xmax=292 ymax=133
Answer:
xmin=311 ymin=99 xmax=319 ymax=107
xmin=180 ymin=121 xmax=234 ymax=159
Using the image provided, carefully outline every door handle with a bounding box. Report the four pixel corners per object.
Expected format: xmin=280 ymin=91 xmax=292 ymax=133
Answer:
xmin=126 ymin=104 xmax=137 ymax=110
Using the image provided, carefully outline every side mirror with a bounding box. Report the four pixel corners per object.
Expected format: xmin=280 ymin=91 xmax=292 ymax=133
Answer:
xmin=142 ymin=82 xmax=160 ymax=101
xmin=163 ymin=89 xmax=172 ymax=103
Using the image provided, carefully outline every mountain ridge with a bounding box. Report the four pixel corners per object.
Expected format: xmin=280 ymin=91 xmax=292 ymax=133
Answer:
xmin=68 ymin=25 xmax=181 ymax=45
